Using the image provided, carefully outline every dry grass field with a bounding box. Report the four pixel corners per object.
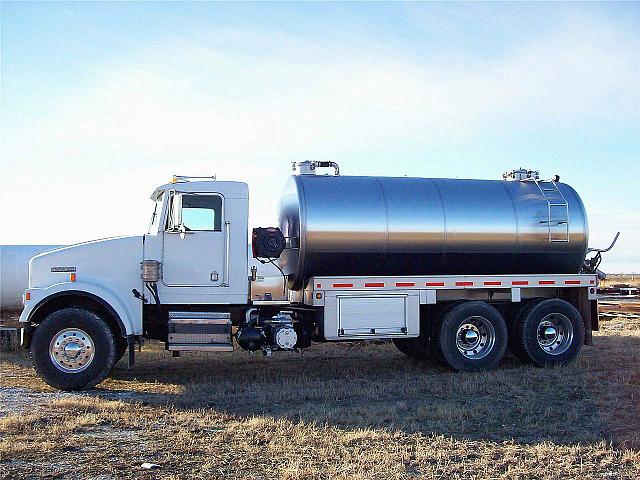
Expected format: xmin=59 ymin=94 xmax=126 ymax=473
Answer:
xmin=600 ymin=275 xmax=640 ymax=288
xmin=1 ymin=311 xmax=639 ymax=479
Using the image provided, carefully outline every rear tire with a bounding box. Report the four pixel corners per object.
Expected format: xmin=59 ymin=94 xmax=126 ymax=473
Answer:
xmin=511 ymin=298 xmax=584 ymax=367
xmin=393 ymin=338 xmax=429 ymax=360
xmin=433 ymin=301 xmax=508 ymax=372
xmin=509 ymin=298 xmax=545 ymax=363
xmin=31 ymin=308 xmax=117 ymax=391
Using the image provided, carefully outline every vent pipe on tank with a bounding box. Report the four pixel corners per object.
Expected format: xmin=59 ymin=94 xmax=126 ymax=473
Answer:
xmin=292 ymin=161 xmax=340 ymax=176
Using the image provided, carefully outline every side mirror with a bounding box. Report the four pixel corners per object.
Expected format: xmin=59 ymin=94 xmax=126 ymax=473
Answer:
xmin=168 ymin=192 xmax=182 ymax=231
xmin=165 ymin=191 xmax=189 ymax=237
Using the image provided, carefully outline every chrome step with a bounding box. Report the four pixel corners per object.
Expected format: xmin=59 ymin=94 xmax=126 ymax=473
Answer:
xmin=167 ymin=311 xmax=232 ymax=351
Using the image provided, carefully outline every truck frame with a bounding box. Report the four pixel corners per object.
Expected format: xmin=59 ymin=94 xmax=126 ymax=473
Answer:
xmin=19 ymin=167 xmax=601 ymax=391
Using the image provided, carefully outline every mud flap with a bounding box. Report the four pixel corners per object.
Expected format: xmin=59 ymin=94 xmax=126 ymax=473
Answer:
xmin=127 ymin=334 xmax=135 ymax=367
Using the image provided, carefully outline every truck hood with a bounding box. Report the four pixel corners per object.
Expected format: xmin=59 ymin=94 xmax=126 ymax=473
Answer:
xmin=29 ymin=236 xmax=143 ymax=289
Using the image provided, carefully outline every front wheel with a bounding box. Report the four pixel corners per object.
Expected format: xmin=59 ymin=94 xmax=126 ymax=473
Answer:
xmin=31 ymin=308 xmax=117 ymax=391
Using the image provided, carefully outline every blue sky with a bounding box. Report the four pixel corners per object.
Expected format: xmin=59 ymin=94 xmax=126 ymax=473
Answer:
xmin=1 ymin=2 xmax=638 ymax=272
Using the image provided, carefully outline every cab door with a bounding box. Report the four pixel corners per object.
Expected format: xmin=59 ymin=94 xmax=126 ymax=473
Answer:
xmin=162 ymin=192 xmax=227 ymax=287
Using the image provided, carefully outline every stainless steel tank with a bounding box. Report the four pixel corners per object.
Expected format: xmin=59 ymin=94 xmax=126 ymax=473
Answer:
xmin=278 ymin=173 xmax=588 ymax=289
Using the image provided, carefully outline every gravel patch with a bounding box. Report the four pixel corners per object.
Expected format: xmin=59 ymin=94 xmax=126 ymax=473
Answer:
xmin=0 ymin=387 xmax=136 ymax=417
xmin=0 ymin=387 xmax=74 ymax=417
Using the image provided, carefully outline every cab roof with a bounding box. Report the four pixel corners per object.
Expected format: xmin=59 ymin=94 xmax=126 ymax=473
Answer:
xmin=151 ymin=180 xmax=249 ymax=200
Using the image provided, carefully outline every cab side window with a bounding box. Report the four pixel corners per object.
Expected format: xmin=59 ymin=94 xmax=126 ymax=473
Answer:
xmin=181 ymin=194 xmax=223 ymax=231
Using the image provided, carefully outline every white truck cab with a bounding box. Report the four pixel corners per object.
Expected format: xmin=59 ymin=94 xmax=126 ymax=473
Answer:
xmin=20 ymin=164 xmax=604 ymax=391
xmin=143 ymin=179 xmax=249 ymax=305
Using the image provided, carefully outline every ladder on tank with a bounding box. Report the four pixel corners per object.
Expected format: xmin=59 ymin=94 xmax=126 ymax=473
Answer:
xmin=533 ymin=179 xmax=570 ymax=242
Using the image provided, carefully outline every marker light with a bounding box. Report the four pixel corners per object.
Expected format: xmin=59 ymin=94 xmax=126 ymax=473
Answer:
xmin=25 ymin=291 xmax=31 ymax=301
xmin=70 ymin=273 xmax=77 ymax=282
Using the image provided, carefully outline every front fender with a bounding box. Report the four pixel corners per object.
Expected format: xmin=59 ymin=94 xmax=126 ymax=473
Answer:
xmin=20 ymin=280 xmax=141 ymax=336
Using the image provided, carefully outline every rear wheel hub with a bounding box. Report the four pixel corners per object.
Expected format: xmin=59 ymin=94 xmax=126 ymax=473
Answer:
xmin=456 ymin=316 xmax=495 ymax=359
xmin=536 ymin=314 xmax=573 ymax=355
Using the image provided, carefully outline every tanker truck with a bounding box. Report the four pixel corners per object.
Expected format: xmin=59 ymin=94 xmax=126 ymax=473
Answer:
xmin=19 ymin=162 xmax=611 ymax=391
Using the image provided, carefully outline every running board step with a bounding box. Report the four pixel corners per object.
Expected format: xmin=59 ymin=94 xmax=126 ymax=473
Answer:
xmin=168 ymin=344 xmax=233 ymax=352
xmin=167 ymin=311 xmax=233 ymax=351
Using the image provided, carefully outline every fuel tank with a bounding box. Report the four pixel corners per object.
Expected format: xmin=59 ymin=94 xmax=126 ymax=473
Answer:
xmin=278 ymin=173 xmax=588 ymax=290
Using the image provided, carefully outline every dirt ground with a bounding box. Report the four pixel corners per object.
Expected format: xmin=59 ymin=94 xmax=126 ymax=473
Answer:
xmin=1 ymin=311 xmax=639 ymax=479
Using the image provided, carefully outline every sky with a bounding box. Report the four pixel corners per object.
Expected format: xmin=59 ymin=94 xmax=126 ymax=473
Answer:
xmin=1 ymin=1 xmax=638 ymax=272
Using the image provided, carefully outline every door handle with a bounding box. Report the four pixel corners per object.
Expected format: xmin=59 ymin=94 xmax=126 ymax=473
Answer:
xmin=222 ymin=221 xmax=231 ymax=287
xmin=211 ymin=272 xmax=219 ymax=282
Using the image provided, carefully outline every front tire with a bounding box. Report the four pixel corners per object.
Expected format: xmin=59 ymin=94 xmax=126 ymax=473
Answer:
xmin=31 ymin=308 xmax=117 ymax=391
xmin=433 ymin=301 xmax=508 ymax=372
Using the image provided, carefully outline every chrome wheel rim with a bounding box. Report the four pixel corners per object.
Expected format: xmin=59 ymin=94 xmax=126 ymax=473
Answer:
xmin=536 ymin=313 xmax=573 ymax=355
xmin=49 ymin=328 xmax=95 ymax=373
xmin=456 ymin=316 xmax=495 ymax=359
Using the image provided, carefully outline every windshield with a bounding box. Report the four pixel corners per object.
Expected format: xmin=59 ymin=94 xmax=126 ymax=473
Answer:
xmin=147 ymin=192 xmax=164 ymax=235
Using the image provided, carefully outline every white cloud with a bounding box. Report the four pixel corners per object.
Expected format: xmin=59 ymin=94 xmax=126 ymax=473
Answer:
xmin=31 ymin=17 xmax=636 ymax=156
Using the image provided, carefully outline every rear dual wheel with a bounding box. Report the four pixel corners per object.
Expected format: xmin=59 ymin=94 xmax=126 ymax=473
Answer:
xmin=393 ymin=337 xmax=430 ymax=360
xmin=510 ymin=298 xmax=584 ymax=367
xmin=433 ymin=301 xmax=508 ymax=371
